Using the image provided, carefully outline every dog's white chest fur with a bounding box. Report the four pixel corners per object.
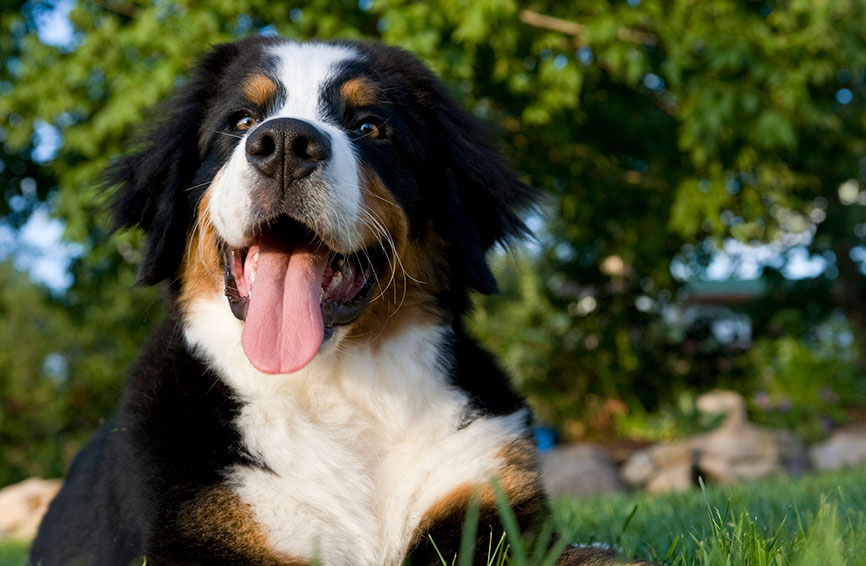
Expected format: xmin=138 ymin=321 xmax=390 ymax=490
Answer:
xmin=184 ymin=296 xmax=529 ymax=566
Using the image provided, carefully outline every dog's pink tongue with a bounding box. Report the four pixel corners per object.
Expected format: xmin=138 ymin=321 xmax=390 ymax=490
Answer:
xmin=241 ymin=236 xmax=325 ymax=374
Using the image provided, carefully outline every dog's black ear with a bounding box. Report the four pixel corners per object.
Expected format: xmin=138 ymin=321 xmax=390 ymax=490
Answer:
xmin=425 ymin=85 xmax=537 ymax=295
xmin=106 ymin=42 xmax=242 ymax=285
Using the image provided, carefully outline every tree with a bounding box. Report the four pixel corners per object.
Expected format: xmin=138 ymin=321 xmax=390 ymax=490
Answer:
xmin=473 ymin=1 xmax=866 ymax=433
xmin=2 ymin=0 xmax=865 ymax=482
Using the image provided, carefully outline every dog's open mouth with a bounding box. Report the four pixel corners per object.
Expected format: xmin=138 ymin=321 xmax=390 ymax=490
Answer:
xmin=223 ymin=217 xmax=386 ymax=374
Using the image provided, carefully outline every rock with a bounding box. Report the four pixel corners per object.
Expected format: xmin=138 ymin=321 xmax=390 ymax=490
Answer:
xmin=696 ymin=390 xmax=748 ymax=427
xmin=694 ymin=391 xmax=807 ymax=484
xmin=809 ymin=426 xmax=866 ymax=471
xmin=622 ymin=442 xmax=692 ymax=486
xmin=646 ymin=459 xmax=694 ymax=493
xmin=623 ymin=441 xmax=694 ymax=492
xmin=540 ymin=443 xmax=624 ymax=498
xmin=695 ymin=425 xmax=806 ymax=484
xmin=0 ymin=477 xmax=62 ymax=541
xmin=620 ymin=390 xmax=808 ymax=493
xmin=648 ymin=442 xmax=694 ymax=469
xmin=599 ymin=438 xmax=654 ymax=465
xmin=621 ymin=449 xmax=655 ymax=487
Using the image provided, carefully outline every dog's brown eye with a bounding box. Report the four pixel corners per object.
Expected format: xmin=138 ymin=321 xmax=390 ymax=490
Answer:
xmin=355 ymin=122 xmax=379 ymax=138
xmin=235 ymin=115 xmax=256 ymax=131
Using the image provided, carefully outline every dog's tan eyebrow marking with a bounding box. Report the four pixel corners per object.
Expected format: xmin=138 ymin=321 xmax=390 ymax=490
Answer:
xmin=243 ymin=74 xmax=278 ymax=106
xmin=340 ymin=77 xmax=378 ymax=107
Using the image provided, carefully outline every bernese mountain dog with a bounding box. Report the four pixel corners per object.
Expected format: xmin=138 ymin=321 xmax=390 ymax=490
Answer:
xmin=31 ymin=37 xmax=647 ymax=566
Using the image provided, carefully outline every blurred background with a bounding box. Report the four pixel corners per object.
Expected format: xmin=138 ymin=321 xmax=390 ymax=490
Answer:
xmin=1 ymin=0 xmax=865 ymax=492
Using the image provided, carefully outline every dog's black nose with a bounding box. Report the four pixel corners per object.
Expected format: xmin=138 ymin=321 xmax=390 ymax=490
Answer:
xmin=246 ymin=118 xmax=331 ymax=182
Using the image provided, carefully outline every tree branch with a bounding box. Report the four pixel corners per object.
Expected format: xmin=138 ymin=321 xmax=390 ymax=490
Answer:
xmin=518 ymin=9 xmax=657 ymax=46
xmin=519 ymin=9 xmax=587 ymax=38
xmin=96 ymin=0 xmax=138 ymax=19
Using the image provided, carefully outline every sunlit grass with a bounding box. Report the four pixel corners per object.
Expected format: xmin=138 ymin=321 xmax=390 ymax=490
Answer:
xmin=432 ymin=469 xmax=866 ymax=565
xmin=552 ymin=469 xmax=866 ymax=565
xmin=3 ymin=469 xmax=865 ymax=566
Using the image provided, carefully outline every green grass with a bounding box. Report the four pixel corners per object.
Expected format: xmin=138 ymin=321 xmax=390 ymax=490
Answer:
xmin=3 ymin=469 xmax=865 ymax=566
xmin=551 ymin=469 xmax=866 ymax=565
xmin=0 ymin=541 xmax=27 ymax=566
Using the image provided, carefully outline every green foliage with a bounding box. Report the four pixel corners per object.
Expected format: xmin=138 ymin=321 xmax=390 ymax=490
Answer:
xmin=0 ymin=253 xmax=159 ymax=485
xmin=0 ymin=260 xmax=70 ymax=484
xmin=2 ymin=0 xmax=866 ymax=483
xmin=612 ymin=392 xmax=726 ymax=443
xmin=467 ymin=0 xmax=866 ymax=436
xmin=745 ymin=322 xmax=865 ymax=442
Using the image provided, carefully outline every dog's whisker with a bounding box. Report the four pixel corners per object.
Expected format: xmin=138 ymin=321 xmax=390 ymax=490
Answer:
xmin=194 ymin=121 xmax=246 ymax=140
xmin=359 ymin=205 xmax=424 ymax=318
xmin=360 ymin=186 xmax=401 ymax=209
xmin=184 ymin=179 xmax=216 ymax=192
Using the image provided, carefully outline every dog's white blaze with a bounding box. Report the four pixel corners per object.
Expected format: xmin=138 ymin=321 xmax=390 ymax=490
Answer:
xmin=183 ymin=294 xmax=531 ymax=566
xmin=208 ymin=42 xmax=362 ymax=250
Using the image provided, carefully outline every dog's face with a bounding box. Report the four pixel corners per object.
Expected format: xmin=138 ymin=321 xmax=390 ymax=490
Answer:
xmin=110 ymin=37 xmax=533 ymax=374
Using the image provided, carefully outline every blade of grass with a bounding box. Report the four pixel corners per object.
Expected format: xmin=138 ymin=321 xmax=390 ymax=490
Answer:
xmin=490 ymin=476 xmax=527 ymax=565
xmin=458 ymin=493 xmax=482 ymax=566
xmin=618 ymin=504 xmax=639 ymax=547
xmin=428 ymin=534 xmax=449 ymax=566
xmin=663 ymin=535 xmax=680 ymax=562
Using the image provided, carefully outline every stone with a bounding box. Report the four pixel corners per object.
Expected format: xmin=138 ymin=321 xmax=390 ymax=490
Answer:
xmin=540 ymin=443 xmax=624 ymax=498
xmin=809 ymin=426 xmax=866 ymax=471
xmin=696 ymin=390 xmax=748 ymax=426
xmin=648 ymin=442 xmax=693 ymax=469
xmin=620 ymin=449 xmax=655 ymax=487
xmin=0 ymin=477 xmax=62 ymax=541
xmin=646 ymin=460 xmax=694 ymax=493
xmin=623 ymin=441 xmax=694 ymax=492
xmin=620 ymin=390 xmax=808 ymax=493
xmin=692 ymin=405 xmax=807 ymax=484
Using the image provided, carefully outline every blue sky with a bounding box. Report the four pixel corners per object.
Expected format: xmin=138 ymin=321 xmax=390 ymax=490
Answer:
xmin=35 ymin=0 xmax=76 ymax=47
xmin=0 ymin=0 xmax=78 ymax=291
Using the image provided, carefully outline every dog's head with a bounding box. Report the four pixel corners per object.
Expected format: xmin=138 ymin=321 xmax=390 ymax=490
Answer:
xmin=110 ymin=37 xmax=534 ymax=374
